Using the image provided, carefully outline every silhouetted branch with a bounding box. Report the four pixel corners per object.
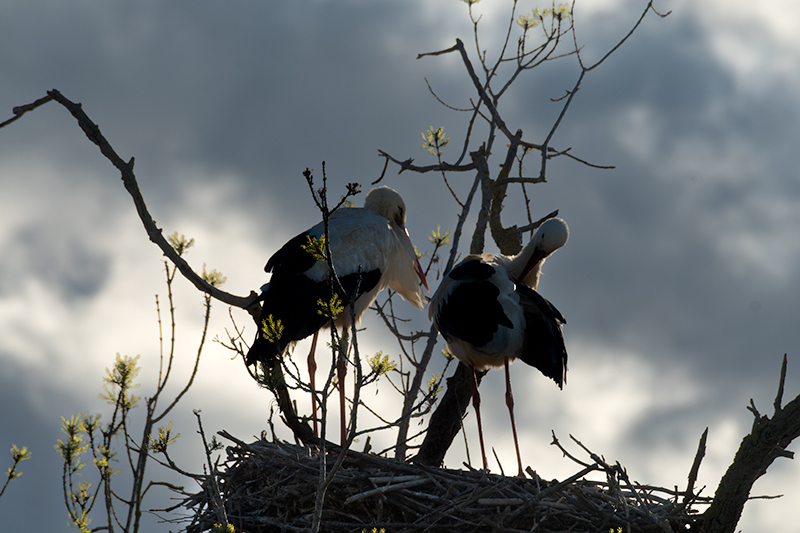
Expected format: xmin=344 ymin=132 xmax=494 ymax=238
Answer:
xmin=680 ymin=427 xmax=708 ymax=511
xmin=375 ymin=148 xmax=477 ymax=179
xmin=701 ymin=355 xmax=800 ymax=533
xmin=2 ymin=89 xmax=261 ymax=319
xmin=0 ymin=93 xmax=54 ymax=128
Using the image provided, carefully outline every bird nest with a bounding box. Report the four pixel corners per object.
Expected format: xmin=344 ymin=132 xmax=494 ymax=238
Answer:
xmin=181 ymin=431 xmax=708 ymax=533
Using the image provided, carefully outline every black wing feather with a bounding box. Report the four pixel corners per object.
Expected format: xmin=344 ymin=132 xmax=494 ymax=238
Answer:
xmin=436 ymin=266 xmax=513 ymax=348
xmin=448 ymin=257 xmax=496 ymax=281
xmin=245 ymin=267 xmax=382 ymax=365
xmin=515 ymin=284 xmax=568 ymax=388
xmin=265 ymin=230 xmax=318 ymax=276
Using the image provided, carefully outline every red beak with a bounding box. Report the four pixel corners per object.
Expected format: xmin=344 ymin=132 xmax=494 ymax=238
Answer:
xmin=414 ymin=254 xmax=429 ymax=291
xmin=403 ymin=225 xmax=429 ymax=291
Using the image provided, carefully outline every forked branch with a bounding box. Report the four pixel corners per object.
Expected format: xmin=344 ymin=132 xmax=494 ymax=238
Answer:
xmin=701 ymin=355 xmax=800 ymax=533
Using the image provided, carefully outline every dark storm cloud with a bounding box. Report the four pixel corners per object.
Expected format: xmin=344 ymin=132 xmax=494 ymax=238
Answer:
xmin=2 ymin=0 xmax=467 ymax=230
xmin=0 ymin=223 xmax=110 ymax=301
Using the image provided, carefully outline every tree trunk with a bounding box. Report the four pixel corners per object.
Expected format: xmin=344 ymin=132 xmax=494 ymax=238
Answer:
xmin=413 ymin=362 xmax=484 ymax=467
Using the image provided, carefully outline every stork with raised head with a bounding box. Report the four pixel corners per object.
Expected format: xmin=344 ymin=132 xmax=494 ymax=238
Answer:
xmin=429 ymin=217 xmax=569 ymax=476
xmin=246 ymin=186 xmax=429 ymax=444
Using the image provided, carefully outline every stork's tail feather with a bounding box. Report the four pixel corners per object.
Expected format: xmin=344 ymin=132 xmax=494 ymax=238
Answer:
xmin=516 ymin=285 xmax=568 ymax=388
xmin=244 ymin=336 xmax=281 ymax=366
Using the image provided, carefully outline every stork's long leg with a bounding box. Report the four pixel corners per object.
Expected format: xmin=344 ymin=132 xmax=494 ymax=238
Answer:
xmin=307 ymin=331 xmax=319 ymax=438
xmin=469 ymin=364 xmax=489 ymax=470
xmin=337 ymin=331 xmax=350 ymax=446
xmin=504 ymin=358 xmax=525 ymax=477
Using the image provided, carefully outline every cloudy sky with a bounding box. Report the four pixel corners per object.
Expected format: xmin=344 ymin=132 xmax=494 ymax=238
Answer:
xmin=2 ymin=0 xmax=799 ymax=530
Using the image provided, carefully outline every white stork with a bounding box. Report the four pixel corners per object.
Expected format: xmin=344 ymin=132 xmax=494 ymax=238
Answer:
xmin=246 ymin=186 xmax=429 ymax=444
xmin=429 ymin=217 xmax=569 ymax=476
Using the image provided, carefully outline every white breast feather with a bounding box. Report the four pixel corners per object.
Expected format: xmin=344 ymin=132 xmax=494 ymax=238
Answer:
xmin=301 ymin=208 xmax=425 ymax=323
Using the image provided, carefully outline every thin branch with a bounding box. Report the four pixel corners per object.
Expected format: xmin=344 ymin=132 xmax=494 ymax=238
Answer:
xmin=153 ymin=292 xmax=212 ymax=424
xmin=193 ymin=410 xmax=228 ymax=528
xmin=583 ymin=0 xmax=666 ymax=73
xmin=680 ymin=427 xmax=708 ymax=511
xmin=550 ymin=431 xmax=591 ymax=468
xmin=423 ymin=77 xmax=473 ymax=113
xmin=2 ymin=90 xmax=261 ymax=318
xmin=517 ymin=209 xmax=560 ymax=234
xmin=376 ymin=148 xmax=477 ymax=176
xmin=494 ymin=176 xmax=547 ymax=187
xmin=416 ymin=39 xmax=611 ymax=172
xmin=0 ymin=93 xmax=54 ymax=128
xmin=538 ymin=69 xmax=584 ymax=179
xmin=774 ymin=353 xmax=788 ymax=413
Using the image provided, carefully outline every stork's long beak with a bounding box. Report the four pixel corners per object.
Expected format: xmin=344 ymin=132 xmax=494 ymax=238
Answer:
xmin=518 ymin=247 xmax=548 ymax=285
xmin=414 ymin=254 xmax=429 ymax=291
xmin=403 ymin=225 xmax=429 ymax=292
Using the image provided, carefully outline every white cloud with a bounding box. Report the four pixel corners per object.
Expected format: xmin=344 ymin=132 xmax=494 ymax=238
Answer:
xmin=695 ymin=0 xmax=800 ymax=89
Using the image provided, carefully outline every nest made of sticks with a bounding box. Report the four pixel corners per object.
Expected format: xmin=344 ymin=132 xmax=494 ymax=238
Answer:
xmin=181 ymin=431 xmax=708 ymax=533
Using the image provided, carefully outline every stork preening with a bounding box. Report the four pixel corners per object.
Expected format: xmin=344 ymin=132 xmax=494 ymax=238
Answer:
xmin=429 ymin=217 xmax=569 ymax=476
xmin=246 ymin=186 xmax=429 ymax=445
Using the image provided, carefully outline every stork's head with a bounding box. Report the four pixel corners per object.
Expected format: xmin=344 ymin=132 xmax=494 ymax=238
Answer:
xmin=364 ymin=186 xmax=428 ymax=292
xmin=515 ymin=217 xmax=570 ymax=288
xmin=364 ymin=186 xmax=407 ymax=228
xmin=533 ymin=217 xmax=570 ymax=255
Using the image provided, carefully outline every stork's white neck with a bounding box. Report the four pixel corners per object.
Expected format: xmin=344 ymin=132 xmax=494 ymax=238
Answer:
xmin=501 ymin=218 xmax=569 ymax=288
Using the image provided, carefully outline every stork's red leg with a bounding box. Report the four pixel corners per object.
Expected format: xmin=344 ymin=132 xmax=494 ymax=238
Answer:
xmin=504 ymin=358 xmax=525 ymax=477
xmin=469 ymin=365 xmax=489 ymax=470
xmin=307 ymin=331 xmax=319 ymax=438
xmin=337 ymin=332 xmax=350 ymax=446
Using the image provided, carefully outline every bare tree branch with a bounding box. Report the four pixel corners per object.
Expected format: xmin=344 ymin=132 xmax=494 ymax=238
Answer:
xmin=375 ymin=148 xmax=477 ymax=178
xmin=701 ymin=355 xmax=800 ymax=533
xmin=2 ymin=89 xmax=262 ymax=318
xmin=679 ymin=427 xmax=708 ymax=511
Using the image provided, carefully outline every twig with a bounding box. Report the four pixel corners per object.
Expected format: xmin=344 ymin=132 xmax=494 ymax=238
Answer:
xmin=344 ymin=477 xmax=431 ymax=505
xmin=517 ymin=209 xmax=560 ymax=234
xmin=0 ymin=93 xmax=54 ymax=128
xmin=774 ymin=353 xmax=788 ymax=413
xmin=376 ymin=148 xmax=477 ymax=176
xmin=681 ymin=427 xmax=708 ymax=510
xmin=193 ymin=410 xmax=228 ymax=528
xmin=550 ymin=431 xmax=591 ymax=468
